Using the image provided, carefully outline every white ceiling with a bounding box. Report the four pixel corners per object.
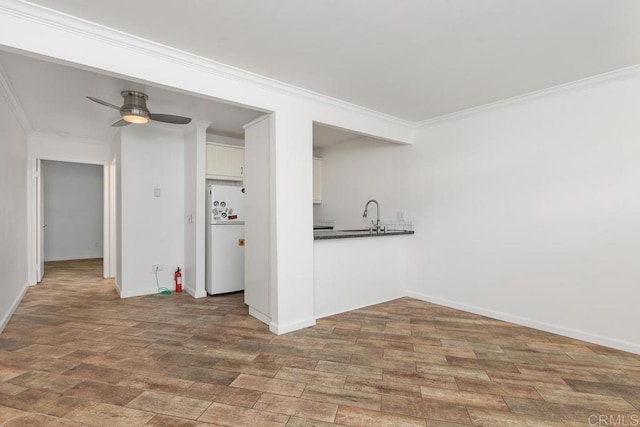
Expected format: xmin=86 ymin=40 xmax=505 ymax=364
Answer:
xmin=24 ymin=0 xmax=640 ymax=122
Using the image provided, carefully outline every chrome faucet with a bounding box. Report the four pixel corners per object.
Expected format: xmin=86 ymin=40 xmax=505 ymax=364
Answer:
xmin=362 ymin=199 xmax=384 ymax=233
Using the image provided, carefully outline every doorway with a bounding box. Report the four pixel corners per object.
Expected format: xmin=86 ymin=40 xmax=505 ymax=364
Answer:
xmin=36 ymin=160 xmax=108 ymax=281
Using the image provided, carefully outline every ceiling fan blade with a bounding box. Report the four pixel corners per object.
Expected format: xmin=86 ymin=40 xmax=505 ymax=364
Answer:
xmin=149 ymin=113 xmax=192 ymax=125
xmin=87 ymin=96 xmax=121 ymax=110
xmin=112 ymin=119 xmax=130 ymax=127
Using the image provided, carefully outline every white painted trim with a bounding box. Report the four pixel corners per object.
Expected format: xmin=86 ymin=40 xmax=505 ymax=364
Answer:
xmin=119 ymin=287 xmax=164 ymax=299
xmin=206 ymin=134 xmax=244 ymax=147
xmin=102 ymin=165 xmax=110 ymax=278
xmin=314 ymin=294 xmax=405 ymax=321
xmin=111 ymin=279 xmax=120 ymax=297
xmin=35 ymin=158 xmax=43 ymax=283
xmin=0 ymin=62 xmax=31 ymax=134
xmin=406 ymin=291 xmax=640 ymax=356
xmin=270 ymin=317 xmax=316 ymax=335
xmin=249 ymin=307 xmax=271 ymax=325
xmin=205 ymin=141 xmax=243 ymax=150
xmin=0 ymin=282 xmax=28 ymax=333
xmin=108 ymin=159 xmax=116 ymax=279
xmin=416 ymin=63 xmax=640 ymax=128
xmin=185 ymin=287 xmax=207 ymax=299
xmin=0 ymin=0 xmax=413 ymax=130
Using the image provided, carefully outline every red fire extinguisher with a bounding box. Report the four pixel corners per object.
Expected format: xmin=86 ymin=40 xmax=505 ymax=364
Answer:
xmin=174 ymin=267 xmax=182 ymax=293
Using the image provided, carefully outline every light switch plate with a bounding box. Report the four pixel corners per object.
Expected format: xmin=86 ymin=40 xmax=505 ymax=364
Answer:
xmin=154 ymin=188 xmax=161 ymax=197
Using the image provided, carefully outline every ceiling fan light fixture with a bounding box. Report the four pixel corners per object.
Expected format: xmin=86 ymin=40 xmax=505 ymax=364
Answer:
xmin=122 ymin=111 xmax=149 ymax=124
xmin=120 ymin=90 xmax=150 ymax=124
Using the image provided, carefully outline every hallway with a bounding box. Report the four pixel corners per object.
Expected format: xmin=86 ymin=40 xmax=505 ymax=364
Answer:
xmin=0 ymin=260 xmax=639 ymax=426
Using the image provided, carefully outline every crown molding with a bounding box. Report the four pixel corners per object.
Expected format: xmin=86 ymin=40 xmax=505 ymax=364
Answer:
xmin=0 ymin=61 xmax=31 ymax=134
xmin=0 ymin=0 xmax=414 ymax=130
xmin=416 ymin=63 xmax=640 ymax=129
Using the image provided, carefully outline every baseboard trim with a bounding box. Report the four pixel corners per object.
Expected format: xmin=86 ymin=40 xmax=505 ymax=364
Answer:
xmin=249 ymin=307 xmax=271 ymax=326
xmin=185 ymin=287 xmax=207 ymax=298
xmin=270 ymin=316 xmax=316 ymax=335
xmin=0 ymin=282 xmax=29 ymax=334
xmin=112 ymin=280 xmax=121 ymax=297
xmin=119 ymin=287 xmax=163 ymax=298
xmin=315 ymin=293 xmax=404 ymax=321
xmin=406 ymin=291 xmax=640 ymax=355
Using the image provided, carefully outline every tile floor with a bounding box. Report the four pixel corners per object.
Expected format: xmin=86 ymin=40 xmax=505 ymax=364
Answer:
xmin=0 ymin=259 xmax=639 ymax=426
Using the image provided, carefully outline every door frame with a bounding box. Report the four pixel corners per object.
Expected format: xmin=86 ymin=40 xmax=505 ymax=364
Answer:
xmin=35 ymin=158 xmax=44 ymax=282
xmin=28 ymin=156 xmax=114 ymax=284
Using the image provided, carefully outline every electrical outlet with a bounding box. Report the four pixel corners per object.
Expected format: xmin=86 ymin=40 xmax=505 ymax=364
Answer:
xmin=152 ymin=264 xmax=163 ymax=272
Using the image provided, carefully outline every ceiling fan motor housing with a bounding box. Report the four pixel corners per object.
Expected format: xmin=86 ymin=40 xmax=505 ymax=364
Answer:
xmin=120 ymin=90 xmax=150 ymax=122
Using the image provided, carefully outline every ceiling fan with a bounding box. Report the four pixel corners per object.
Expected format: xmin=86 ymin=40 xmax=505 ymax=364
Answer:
xmin=87 ymin=90 xmax=192 ymax=127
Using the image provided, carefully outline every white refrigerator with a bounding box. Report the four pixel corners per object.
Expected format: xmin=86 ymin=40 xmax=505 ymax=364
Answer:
xmin=206 ymin=183 xmax=245 ymax=295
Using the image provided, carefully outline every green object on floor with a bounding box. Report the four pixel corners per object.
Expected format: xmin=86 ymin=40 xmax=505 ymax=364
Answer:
xmin=154 ymin=269 xmax=173 ymax=295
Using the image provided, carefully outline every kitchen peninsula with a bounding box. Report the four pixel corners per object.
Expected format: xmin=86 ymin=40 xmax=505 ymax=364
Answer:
xmin=313 ymin=227 xmax=414 ymax=319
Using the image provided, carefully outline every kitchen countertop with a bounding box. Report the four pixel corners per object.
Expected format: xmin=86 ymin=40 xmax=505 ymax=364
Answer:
xmin=314 ymin=229 xmax=414 ymax=240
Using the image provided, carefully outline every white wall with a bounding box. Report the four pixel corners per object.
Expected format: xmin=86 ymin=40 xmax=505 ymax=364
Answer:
xmin=0 ymin=82 xmax=28 ymax=332
xmin=313 ymin=137 xmax=412 ymax=230
xmin=119 ymin=124 xmax=185 ymax=297
xmin=28 ymin=133 xmax=112 ymax=164
xmin=407 ymin=70 xmax=640 ymax=353
xmin=42 ymin=160 xmax=103 ymax=261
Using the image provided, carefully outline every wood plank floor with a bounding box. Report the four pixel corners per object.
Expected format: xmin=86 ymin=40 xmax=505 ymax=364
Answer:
xmin=1 ymin=259 xmax=639 ymax=426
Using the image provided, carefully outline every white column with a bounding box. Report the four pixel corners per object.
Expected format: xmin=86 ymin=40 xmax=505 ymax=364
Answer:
xmin=270 ymin=110 xmax=315 ymax=333
xmin=183 ymin=120 xmax=210 ymax=298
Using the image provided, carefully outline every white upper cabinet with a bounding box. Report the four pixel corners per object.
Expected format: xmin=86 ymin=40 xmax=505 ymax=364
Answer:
xmin=206 ymin=143 xmax=244 ymax=181
xmin=313 ymin=157 xmax=322 ymax=204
